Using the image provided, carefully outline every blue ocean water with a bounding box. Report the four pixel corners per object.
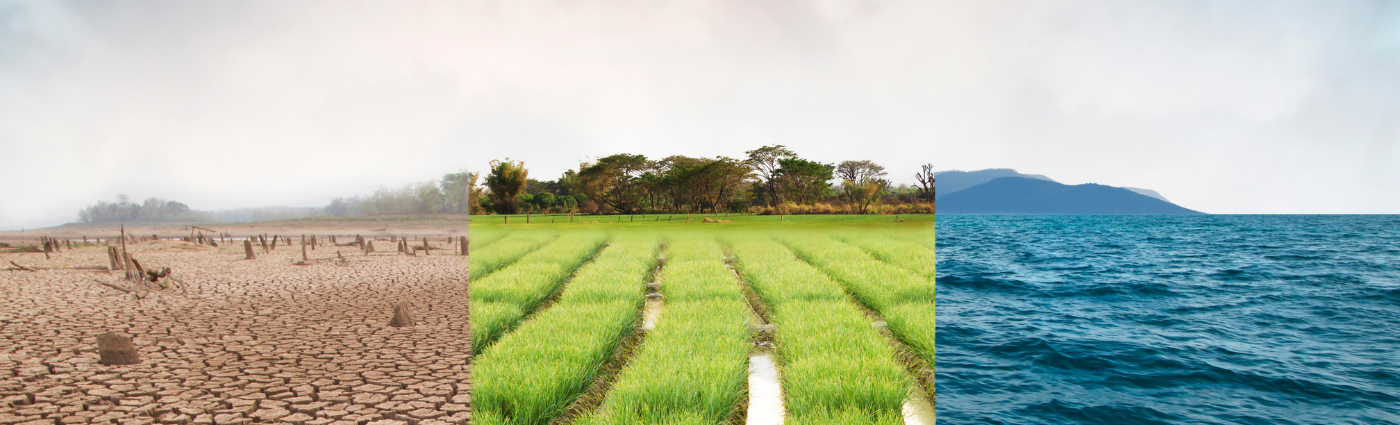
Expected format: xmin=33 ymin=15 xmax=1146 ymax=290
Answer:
xmin=936 ymin=215 xmax=1400 ymax=424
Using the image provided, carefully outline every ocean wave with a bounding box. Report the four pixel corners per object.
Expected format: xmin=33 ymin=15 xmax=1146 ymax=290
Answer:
xmin=938 ymin=215 xmax=1400 ymax=424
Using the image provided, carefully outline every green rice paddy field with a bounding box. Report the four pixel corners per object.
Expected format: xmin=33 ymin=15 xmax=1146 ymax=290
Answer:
xmin=468 ymin=214 xmax=935 ymax=425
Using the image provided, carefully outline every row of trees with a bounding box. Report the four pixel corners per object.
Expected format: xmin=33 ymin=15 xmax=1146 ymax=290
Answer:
xmin=78 ymin=196 xmax=327 ymax=223
xmin=77 ymin=195 xmax=213 ymax=223
xmin=479 ymin=146 xmax=934 ymax=215
xmin=75 ymin=147 xmax=935 ymax=222
xmin=324 ymin=172 xmax=481 ymax=217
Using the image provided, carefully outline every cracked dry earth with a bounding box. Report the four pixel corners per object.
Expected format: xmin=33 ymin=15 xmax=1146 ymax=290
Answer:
xmin=1 ymin=240 xmax=471 ymax=425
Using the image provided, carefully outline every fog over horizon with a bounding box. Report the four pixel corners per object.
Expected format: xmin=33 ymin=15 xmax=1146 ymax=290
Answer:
xmin=2 ymin=1 xmax=1398 ymax=229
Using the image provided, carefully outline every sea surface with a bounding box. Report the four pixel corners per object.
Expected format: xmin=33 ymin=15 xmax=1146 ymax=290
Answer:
xmin=936 ymin=215 xmax=1400 ymax=424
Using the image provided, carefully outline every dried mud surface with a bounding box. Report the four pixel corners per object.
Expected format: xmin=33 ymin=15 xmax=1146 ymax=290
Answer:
xmin=1 ymin=238 xmax=471 ymax=425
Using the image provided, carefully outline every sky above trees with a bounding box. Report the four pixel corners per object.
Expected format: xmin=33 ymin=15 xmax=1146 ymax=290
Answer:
xmin=2 ymin=1 xmax=1398 ymax=228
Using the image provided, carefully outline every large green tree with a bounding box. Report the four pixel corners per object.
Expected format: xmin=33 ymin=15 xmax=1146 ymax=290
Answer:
xmin=744 ymin=145 xmax=796 ymax=207
xmin=836 ymin=160 xmax=889 ymax=213
xmin=666 ymin=157 xmax=750 ymax=213
xmin=551 ymin=169 xmax=580 ymax=196
xmin=578 ymin=154 xmax=650 ymax=214
xmin=775 ymin=158 xmax=834 ymax=205
xmin=485 ymin=159 xmax=529 ymax=214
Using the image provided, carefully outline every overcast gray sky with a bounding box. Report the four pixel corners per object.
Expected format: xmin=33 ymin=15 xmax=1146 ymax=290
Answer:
xmin=2 ymin=0 xmax=1397 ymax=228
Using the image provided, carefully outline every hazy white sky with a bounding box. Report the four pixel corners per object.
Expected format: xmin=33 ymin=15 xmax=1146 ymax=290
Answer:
xmin=2 ymin=0 xmax=1397 ymax=228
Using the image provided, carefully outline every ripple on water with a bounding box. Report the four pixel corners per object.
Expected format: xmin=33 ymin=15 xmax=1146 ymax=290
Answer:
xmin=937 ymin=215 xmax=1400 ymax=425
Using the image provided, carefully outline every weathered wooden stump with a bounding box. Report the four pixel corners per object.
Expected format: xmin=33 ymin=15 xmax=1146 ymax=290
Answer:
xmin=107 ymin=246 xmax=120 ymax=270
xmin=97 ymin=333 xmax=140 ymax=365
xmin=364 ymin=240 xmax=375 ymax=254
xmin=130 ymin=258 xmax=147 ymax=281
xmin=460 ymin=236 xmax=468 ymax=256
xmin=389 ymin=302 xmax=415 ymax=327
xmin=244 ymin=240 xmax=256 ymax=260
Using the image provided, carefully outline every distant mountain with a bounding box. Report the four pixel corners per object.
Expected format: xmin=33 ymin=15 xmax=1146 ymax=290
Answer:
xmin=939 ymin=177 xmax=1203 ymax=214
xmin=1121 ymin=187 xmax=1169 ymax=202
xmin=935 ymin=168 xmax=1055 ymax=199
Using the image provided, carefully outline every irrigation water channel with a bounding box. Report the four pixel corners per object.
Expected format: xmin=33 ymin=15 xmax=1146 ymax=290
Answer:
xmin=704 ymin=264 xmax=935 ymax=425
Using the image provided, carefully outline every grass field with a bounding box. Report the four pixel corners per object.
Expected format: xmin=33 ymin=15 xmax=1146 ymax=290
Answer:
xmin=469 ymin=214 xmax=934 ymax=425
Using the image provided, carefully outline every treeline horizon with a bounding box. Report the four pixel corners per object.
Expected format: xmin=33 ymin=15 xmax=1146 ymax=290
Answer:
xmin=76 ymin=195 xmax=329 ymax=224
xmin=75 ymin=146 xmax=936 ymax=223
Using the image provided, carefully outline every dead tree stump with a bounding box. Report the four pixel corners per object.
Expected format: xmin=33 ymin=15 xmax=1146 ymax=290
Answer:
xmin=97 ymin=333 xmax=140 ymax=365
xmin=389 ymin=302 xmax=415 ymax=327
xmin=130 ymin=258 xmax=147 ymax=281
xmin=122 ymin=253 xmax=136 ymax=280
xmin=421 ymin=238 xmax=430 ymax=255
xmin=244 ymin=240 xmax=256 ymax=260
xmin=270 ymin=235 xmax=278 ymax=251
xmin=460 ymin=236 xmax=468 ymax=256
xmin=107 ymin=246 xmax=120 ymax=270
xmin=364 ymin=240 xmax=375 ymax=254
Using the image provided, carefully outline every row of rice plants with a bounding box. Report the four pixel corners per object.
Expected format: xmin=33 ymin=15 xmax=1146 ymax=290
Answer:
xmin=471 ymin=230 xmax=560 ymax=279
xmin=470 ymin=231 xmax=608 ymax=352
xmin=726 ymin=234 xmax=909 ymax=425
xmin=473 ymin=233 xmax=660 ymax=425
xmin=834 ymin=231 xmax=937 ymax=279
xmin=471 ymin=228 xmax=512 ymax=250
xmin=579 ymin=235 xmax=751 ymax=425
xmin=776 ymin=233 xmax=935 ymax=368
